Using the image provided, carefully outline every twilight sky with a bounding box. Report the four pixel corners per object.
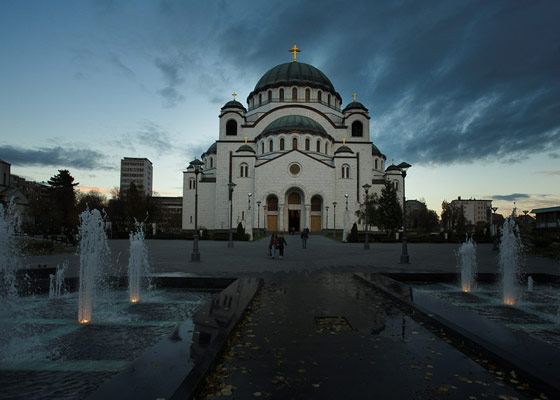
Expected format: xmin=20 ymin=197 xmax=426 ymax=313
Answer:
xmin=1 ymin=0 xmax=559 ymax=215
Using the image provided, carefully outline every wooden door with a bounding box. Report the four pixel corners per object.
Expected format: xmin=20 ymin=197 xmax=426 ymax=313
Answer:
xmin=267 ymin=215 xmax=278 ymax=232
xmin=310 ymin=215 xmax=321 ymax=232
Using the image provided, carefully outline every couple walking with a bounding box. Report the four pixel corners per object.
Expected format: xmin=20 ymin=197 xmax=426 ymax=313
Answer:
xmin=269 ymin=233 xmax=287 ymax=259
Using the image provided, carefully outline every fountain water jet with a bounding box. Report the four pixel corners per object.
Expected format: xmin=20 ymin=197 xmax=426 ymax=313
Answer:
xmin=127 ymin=224 xmax=150 ymax=304
xmin=499 ymin=217 xmax=522 ymax=306
xmin=49 ymin=261 xmax=68 ymax=298
xmin=0 ymin=200 xmax=20 ymax=301
xmin=458 ymin=236 xmax=477 ymax=293
xmin=77 ymin=209 xmax=110 ymax=324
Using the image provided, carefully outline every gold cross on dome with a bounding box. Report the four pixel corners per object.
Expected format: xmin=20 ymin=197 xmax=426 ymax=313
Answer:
xmin=289 ymin=44 xmax=300 ymax=62
xmin=232 ymin=92 xmax=237 ymax=100
xmin=244 ymin=136 xmax=248 ymax=144
xmin=343 ymin=137 xmax=347 ymax=145
xmin=352 ymin=92 xmax=357 ymax=102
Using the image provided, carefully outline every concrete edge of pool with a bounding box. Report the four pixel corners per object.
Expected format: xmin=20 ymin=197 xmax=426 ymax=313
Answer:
xmin=354 ymin=272 xmax=560 ymax=398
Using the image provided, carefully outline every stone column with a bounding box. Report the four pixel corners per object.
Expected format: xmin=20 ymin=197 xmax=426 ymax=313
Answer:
xmin=279 ymin=203 xmax=285 ymax=232
xmin=305 ymin=204 xmax=311 ymax=230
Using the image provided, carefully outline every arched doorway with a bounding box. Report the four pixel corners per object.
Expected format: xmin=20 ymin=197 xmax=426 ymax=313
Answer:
xmin=310 ymin=195 xmax=323 ymax=232
xmin=286 ymin=188 xmax=304 ymax=233
xmin=266 ymin=194 xmax=278 ymax=232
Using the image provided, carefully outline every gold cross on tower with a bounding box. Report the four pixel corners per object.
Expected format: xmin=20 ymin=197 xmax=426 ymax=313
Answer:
xmin=289 ymin=44 xmax=300 ymax=62
xmin=232 ymin=92 xmax=237 ymax=100
xmin=352 ymin=92 xmax=357 ymax=102
xmin=244 ymin=136 xmax=248 ymax=144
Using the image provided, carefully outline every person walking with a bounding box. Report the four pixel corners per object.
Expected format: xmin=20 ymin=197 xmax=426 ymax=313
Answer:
xmin=269 ymin=233 xmax=278 ymax=259
xmin=277 ymin=234 xmax=287 ymax=259
xmin=301 ymin=227 xmax=309 ymax=249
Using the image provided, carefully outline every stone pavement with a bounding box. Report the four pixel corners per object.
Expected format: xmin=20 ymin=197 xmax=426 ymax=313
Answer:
xmin=24 ymin=234 xmax=560 ymax=278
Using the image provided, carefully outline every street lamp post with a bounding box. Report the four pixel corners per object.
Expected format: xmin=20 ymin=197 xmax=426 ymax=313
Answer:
xmin=257 ymin=200 xmax=261 ymax=231
xmin=325 ymin=205 xmax=329 ymax=235
xmin=398 ymin=162 xmax=412 ymax=264
xmin=362 ymin=183 xmax=371 ymax=250
xmin=228 ymin=182 xmax=236 ymax=248
xmin=189 ymin=158 xmax=204 ymax=262
xmin=333 ymin=201 xmax=337 ymax=239
xmin=345 ymin=193 xmax=349 ymax=210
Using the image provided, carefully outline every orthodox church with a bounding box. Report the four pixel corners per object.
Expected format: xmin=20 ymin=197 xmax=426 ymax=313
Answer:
xmin=183 ymin=46 xmax=403 ymax=236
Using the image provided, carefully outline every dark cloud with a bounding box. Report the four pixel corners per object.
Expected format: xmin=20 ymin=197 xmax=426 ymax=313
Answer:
xmin=535 ymin=170 xmax=560 ymax=176
xmin=110 ymin=121 xmax=174 ymax=156
xmin=491 ymin=193 xmax=531 ymax=201
xmin=108 ymin=53 xmax=135 ymax=78
xmin=154 ymin=57 xmax=185 ymax=107
xmin=0 ymin=145 xmax=114 ymax=170
xmin=210 ymin=0 xmax=560 ymax=165
xmin=549 ymin=153 xmax=560 ymax=159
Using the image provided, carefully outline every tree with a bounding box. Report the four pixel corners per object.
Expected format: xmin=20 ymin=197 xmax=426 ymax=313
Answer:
xmin=47 ymin=169 xmax=78 ymax=239
xmin=77 ymin=190 xmax=107 ymax=213
xmin=377 ymin=180 xmax=402 ymax=235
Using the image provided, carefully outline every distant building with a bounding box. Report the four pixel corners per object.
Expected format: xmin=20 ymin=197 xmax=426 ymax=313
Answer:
xmin=0 ymin=159 xmax=10 ymax=187
xmin=449 ymin=196 xmax=492 ymax=225
xmin=405 ymin=199 xmax=426 ymax=214
xmin=120 ymin=157 xmax=153 ymax=196
xmin=153 ymin=196 xmax=182 ymax=233
xmin=531 ymin=206 xmax=560 ymax=230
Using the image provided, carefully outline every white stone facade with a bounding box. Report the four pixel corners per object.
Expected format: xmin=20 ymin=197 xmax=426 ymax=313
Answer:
xmin=182 ymin=60 xmax=403 ymax=235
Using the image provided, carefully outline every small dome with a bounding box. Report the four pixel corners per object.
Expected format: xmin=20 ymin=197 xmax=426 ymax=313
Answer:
xmin=334 ymin=145 xmax=354 ymax=155
xmin=385 ymin=164 xmax=401 ymax=172
xmin=221 ymin=100 xmax=246 ymax=112
xmin=262 ymin=115 xmax=327 ymax=136
xmin=371 ymin=144 xmax=385 ymax=157
xmin=343 ymin=101 xmax=368 ymax=113
xmin=201 ymin=142 xmax=217 ymax=158
xmin=236 ymin=144 xmax=255 ymax=153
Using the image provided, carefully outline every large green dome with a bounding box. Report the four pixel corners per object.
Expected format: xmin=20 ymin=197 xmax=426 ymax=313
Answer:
xmin=261 ymin=115 xmax=328 ymax=137
xmin=252 ymin=62 xmax=337 ymax=94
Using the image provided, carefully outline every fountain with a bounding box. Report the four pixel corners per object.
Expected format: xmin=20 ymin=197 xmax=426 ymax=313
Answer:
xmin=0 ymin=200 xmax=20 ymax=301
xmin=49 ymin=261 xmax=68 ymax=298
xmin=499 ymin=217 xmax=522 ymax=306
xmin=458 ymin=236 xmax=477 ymax=293
xmin=77 ymin=209 xmax=110 ymax=324
xmin=527 ymin=276 xmax=534 ymax=292
xmin=127 ymin=224 xmax=150 ymax=303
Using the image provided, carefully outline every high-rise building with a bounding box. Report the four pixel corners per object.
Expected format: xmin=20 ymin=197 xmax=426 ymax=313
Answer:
xmin=120 ymin=157 xmax=153 ymax=196
xmin=449 ymin=196 xmax=492 ymax=225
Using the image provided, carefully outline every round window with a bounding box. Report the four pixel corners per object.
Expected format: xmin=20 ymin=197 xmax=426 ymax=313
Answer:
xmin=289 ymin=163 xmax=301 ymax=176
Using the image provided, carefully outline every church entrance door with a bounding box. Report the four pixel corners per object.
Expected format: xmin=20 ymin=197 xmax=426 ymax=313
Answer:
xmin=288 ymin=210 xmax=300 ymax=232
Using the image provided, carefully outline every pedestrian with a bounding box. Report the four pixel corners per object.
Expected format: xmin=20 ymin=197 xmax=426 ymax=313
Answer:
xmin=301 ymin=227 xmax=309 ymax=249
xmin=269 ymin=233 xmax=278 ymax=259
xmin=277 ymin=234 xmax=287 ymax=259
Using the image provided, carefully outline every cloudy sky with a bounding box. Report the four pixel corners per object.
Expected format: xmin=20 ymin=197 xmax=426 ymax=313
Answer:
xmin=1 ymin=0 xmax=559 ymax=215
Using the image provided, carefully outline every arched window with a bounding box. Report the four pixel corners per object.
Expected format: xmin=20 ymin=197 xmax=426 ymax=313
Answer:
xmin=325 ymin=142 xmax=328 ymax=154
xmin=226 ymin=119 xmax=237 ymax=136
xmin=305 ymin=138 xmax=310 ymax=151
xmin=210 ymin=158 xmax=213 ymax=168
xmin=292 ymin=87 xmax=297 ymax=101
xmin=259 ymin=93 xmax=262 ymax=106
xmin=311 ymin=195 xmax=322 ymax=211
xmin=292 ymin=137 xmax=298 ymax=150
xmin=374 ymin=159 xmax=378 ymax=170
xmin=268 ymin=90 xmax=272 ymax=103
xmin=327 ymin=94 xmax=331 ymax=106
xmin=394 ymin=181 xmax=399 ymax=191
xmin=288 ymin=192 xmax=301 ymax=204
xmin=318 ymin=91 xmax=322 ymax=103
xmin=342 ymin=164 xmax=350 ymax=179
xmin=261 ymin=142 xmax=264 ymax=154
xmin=269 ymin=139 xmax=274 ymax=152
xmin=352 ymin=121 xmax=364 ymax=137
xmin=189 ymin=178 xmax=195 ymax=190
xmin=280 ymin=138 xmax=285 ymax=151
xmin=279 ymin=88 xmax=284 ymax=101
xmin=316 ymin=139 xmax=321 ymax=152
xmin=305 ymin=88 xmax=310 ymax=102
xmin=267 ymin=194 xmax=278 ymax=211
xmin=240 ymin=163 xmax=249 ymax=178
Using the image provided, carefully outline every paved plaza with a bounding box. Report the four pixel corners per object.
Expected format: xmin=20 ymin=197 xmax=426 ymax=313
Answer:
xmin=24 ymin=234 xmax=560 ymax=278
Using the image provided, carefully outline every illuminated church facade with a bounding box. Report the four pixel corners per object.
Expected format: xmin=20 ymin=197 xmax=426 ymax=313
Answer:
xmin=183 ymin=46 xmax=403 ymax=236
